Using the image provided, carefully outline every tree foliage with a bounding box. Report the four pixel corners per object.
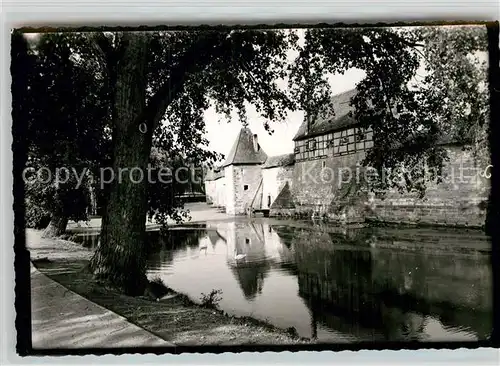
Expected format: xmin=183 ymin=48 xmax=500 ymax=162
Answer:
xmin=12 ymin=25 xmax=490 ymax=294
xmin=290 ymin=26 xmax=488 ymax=196
xmin=146 ymin=147 xmax=192 ymax=227
xmin=15 ymin=32 xmax=112 ymax=230
xmin=412 ymin=26 xmax=488 ymax=154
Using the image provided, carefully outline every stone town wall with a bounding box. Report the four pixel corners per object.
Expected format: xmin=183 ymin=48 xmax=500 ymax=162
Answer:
xmin=289 ymin=144 xmax=490 ymax=228
xmin=262 ymin=165 xmax=295 ymax=209
xmin=367 ymin=145 xmax=491 ymax=228
xmin=291 ymin=150 xmax=367 ymax=219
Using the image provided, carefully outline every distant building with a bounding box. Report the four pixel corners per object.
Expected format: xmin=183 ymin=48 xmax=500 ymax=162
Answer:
xmin=221 ymin=128 xmax=267 ymax=215
xmin=213 ymin=168 xmax=226 ymax=209
xmin=204 ymin=88 xmax=490 ymax=228
xmin=290 ymin=88 xmax=374 ymax=220
xmin=204 ymin=169 xmax=216 ymax=205
xmin=204 ymin=166 xmax=226 ymax=208
xmin=204 ymin=128 xmax=297 ymax=216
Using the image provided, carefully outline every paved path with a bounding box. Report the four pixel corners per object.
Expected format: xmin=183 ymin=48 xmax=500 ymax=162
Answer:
xmin=66 ymin=202 xmax=230 ymax=232
xmin=31 ymin=264 xmax=174 ymax=349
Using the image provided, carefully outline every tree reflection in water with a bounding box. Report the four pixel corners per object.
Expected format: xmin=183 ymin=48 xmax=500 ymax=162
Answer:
xmin=147 ymin=228 xmax=208 ymax=268
xmin=274 ymin=225 xmax=492 ymax=341
xmin=138 ymin=220 xmax=492 ymax=342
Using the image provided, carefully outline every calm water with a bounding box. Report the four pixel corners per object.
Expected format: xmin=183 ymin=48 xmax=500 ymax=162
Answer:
xmin=76 ymin=219 xmax=493 ymax=343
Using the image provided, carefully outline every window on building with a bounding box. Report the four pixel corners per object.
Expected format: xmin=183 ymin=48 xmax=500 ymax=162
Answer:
xmin=307 ymin=139 xmax=316 ymax=151
xmin=356 ymin=129 xmax=365 ymax=142
xmin=243 ymin=185 xmax=248 ymax=191
xmin=322 ymin=161 xmax=326 ymax=168
xmin=245 ymin=238 xmax=250 ymax=244
xmin=327 ymin=127 xmax=375 ymax=157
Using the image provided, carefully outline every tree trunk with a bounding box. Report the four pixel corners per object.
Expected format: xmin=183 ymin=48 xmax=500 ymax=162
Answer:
xmin=89 ymin=33 xmax=152 ymax=296
xmin=41 ymin=213 xmax=68 ymax=238
xmin=41 ymin=186 xmax=68 ymax=238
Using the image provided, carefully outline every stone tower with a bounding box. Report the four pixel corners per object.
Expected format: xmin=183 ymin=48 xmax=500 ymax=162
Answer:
xmin=222 ymin=128 xmax=267 ymax=215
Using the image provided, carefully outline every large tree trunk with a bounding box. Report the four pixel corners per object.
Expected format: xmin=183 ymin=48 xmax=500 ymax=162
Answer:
xmin=89 ymin=33 xmax=152 ymax=296
xmin=41 ymin=213 xmax=68 ymax=238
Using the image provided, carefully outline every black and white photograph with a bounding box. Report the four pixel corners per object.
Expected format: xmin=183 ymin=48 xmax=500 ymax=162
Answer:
xmin=10 ymin=22 xmax=498 ymax=354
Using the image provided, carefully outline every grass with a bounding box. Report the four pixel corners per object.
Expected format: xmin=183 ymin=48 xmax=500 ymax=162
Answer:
xmin=33 ymin=258 xmax=312 ymax=346
xmin=145 ymin=276 xmax=172 ymax=300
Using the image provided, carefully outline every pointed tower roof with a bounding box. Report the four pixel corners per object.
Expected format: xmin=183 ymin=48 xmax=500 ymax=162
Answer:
xmin=222 ymin=128 xmax=268 ymax=167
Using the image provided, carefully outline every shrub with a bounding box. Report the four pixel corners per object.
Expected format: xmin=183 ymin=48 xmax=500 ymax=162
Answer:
xmin=286 ymin=326 xmax=299 ymax=338
xmin=145 ymin=276 xmax=170 ymax=300
xmin=200 ymin=289 xmax=223 ymax=309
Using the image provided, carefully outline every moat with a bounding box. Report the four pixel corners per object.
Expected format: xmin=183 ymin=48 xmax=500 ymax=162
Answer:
xmin=76 ymin=218 xmax=493 ymax=343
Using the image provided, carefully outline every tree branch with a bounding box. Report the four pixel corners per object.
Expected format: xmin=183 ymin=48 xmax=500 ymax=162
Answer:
xmin=236 ymin=58 xmax=278 ymax=114
xmin=89 ymin=32 xmax=113 ymax=64
xmin=138 ymin=33 xmax=229 ymax=130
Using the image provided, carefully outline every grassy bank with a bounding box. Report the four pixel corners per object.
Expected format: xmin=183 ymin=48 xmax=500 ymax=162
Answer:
xmin=29 ymin=230 xmax=311 ymax=346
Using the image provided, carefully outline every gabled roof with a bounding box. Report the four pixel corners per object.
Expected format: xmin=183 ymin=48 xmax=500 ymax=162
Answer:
xmin=222 ymin=128 xmax=268 ymax=167
xmin=293 ymin=88 xmax=359 ymax=141
xmin=292 ymin=87 xmax=471 ymax=146
xmin=262 ymin=153 xmax=295 ymax=169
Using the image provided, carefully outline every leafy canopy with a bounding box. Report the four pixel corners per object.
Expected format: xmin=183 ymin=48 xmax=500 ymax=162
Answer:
xmin=16 ymin=25 xmax=489 ymax=222
xmin=14 ymin=32 xmax=111 ymax=224
xmin=289 ymin=26 xmax=488 ymax=196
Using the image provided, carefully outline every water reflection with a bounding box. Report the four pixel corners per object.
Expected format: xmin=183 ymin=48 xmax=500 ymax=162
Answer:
xmin=73 ymin=219 xmax=493 ymax=343
xmin=224 ymin=222 xmax=273 ymax=300
xmin=275 ymin=225 xmax=492 ymax=341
